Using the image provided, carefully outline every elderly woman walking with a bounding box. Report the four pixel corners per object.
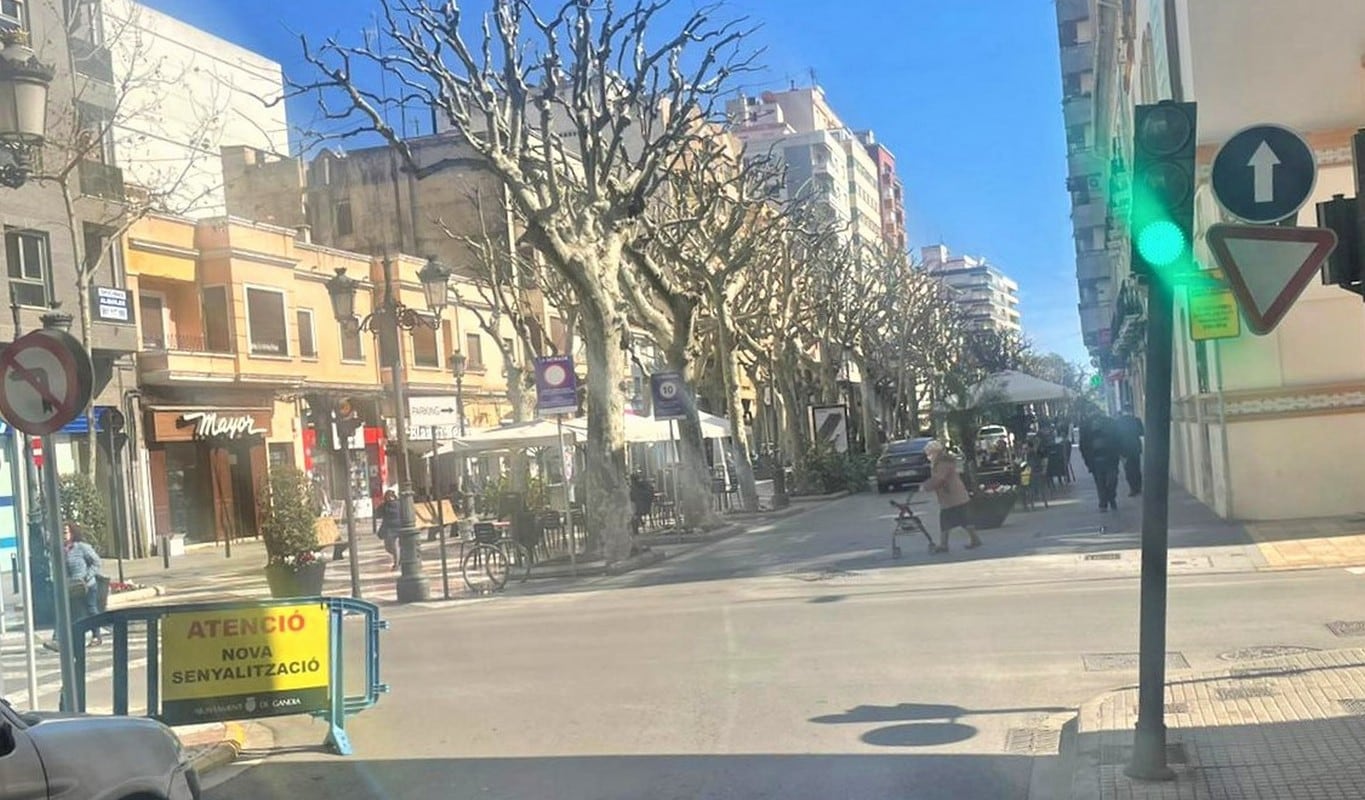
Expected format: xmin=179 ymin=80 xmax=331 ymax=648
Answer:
xmin=921 ymin=441 xmax=983 ymax=554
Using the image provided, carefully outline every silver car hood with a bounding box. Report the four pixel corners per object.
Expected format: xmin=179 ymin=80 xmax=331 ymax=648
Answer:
xmin=26 ymin=714 xmax=183 ymax=800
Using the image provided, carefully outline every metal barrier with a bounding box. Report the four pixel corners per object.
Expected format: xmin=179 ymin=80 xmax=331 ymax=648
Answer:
xmin=72 ymin=596 xmax=389 ymax=755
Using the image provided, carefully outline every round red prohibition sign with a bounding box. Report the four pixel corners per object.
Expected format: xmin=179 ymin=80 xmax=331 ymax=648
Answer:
xmin=0 ymin=330 xmax=91 ymax=436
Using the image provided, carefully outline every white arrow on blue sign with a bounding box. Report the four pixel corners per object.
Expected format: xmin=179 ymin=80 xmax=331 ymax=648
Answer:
xmin=1210 ymin=123 xmax=1317 ymax=225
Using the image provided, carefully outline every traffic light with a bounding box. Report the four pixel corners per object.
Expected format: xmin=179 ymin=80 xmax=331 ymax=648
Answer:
xmin=1315 ymin=129 xmax=1365 ymax=297
xmin=1130 ymin=101 xmax=1197 ymax=278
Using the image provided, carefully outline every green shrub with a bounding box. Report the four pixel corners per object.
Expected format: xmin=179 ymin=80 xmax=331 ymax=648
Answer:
xmin=261 ymin=467 xmax=319 ymax=567
xmin=59 ymin=473 xmax=108 ymax=555
xmin=795 ymin=443 xmax=874 ymax=495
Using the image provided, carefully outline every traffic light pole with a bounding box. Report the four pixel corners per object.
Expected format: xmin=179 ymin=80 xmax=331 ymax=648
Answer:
xmin=1126 ymin=270 xmax=1176 ymax=781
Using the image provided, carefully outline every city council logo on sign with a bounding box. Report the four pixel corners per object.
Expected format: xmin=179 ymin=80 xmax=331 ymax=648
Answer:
xmin=160 ymin=602 xmax=331 ymax=725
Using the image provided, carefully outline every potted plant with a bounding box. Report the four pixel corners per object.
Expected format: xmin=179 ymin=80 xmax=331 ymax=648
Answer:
xmin=970 ymin=483 xmax=1017 ymax=530
xmin=261 ymin=466 xmax=326 ymax=598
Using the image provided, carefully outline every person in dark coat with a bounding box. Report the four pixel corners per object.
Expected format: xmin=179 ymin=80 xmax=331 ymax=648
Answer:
xmin=1115 ymin=407 xmax=1145 ymax=497
xmin=1079 ymin=411 xmax=1122 ymax=511
xmin=377 ymin=489 xmax=401 ymax=569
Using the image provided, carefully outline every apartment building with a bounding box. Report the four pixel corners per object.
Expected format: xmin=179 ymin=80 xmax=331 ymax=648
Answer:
xmin=922 ymin=245 xmax=1022 ymax=333
xmin=858 ymin=130 xmax=908 ymax=253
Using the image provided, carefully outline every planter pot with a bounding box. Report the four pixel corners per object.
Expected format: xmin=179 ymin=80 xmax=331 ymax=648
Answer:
xmin=264 ymin=560 xmax=327 ymax=598
xmin=970 ymin=492 xmax=1016 ymax=530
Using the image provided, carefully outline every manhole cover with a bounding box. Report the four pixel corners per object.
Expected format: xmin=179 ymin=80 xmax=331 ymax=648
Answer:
xmin=1217 ymin=645 xmax=1320 ymax=662
xmin=1326 ymin=621 xmax=1365 ymax=637
xmin=1215 ymin=683 xmax=1276 ymax=700
xmin=1004 ymin=727 xmax=1059 ymax=755
xmin=1084 ymin=552 xmax=1122 ymax=561
xmin=1084 ymin=652 xmax=1190 ymax=671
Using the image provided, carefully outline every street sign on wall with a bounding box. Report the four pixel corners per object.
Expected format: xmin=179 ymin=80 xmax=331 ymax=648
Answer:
xmin=1205 ymin=223 xmax=1338 ymax=335
xmin=810 ymin=405 xmax=849 ymax=454
xmin=1211 ymin=124 xmax=1317 ymax=224
xmin=91 ymin=286 xmax=135 ymax=325
xmin=1187 ymin=283 xmax=1241 ymax=341
xmin=534 ymin=355 xmax=578 ymax=417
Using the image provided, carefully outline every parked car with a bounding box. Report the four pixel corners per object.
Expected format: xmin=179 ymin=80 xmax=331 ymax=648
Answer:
xmin=976 ymin=424 xmax=1013 ymax=457
xmin=0 ymin=697 xmax=200 ymax=800
xmin=876 ymin=437 xmax=936 ymax=493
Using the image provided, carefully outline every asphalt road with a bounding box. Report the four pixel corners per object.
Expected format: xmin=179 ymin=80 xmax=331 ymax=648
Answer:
xmin=209 ymin=489 xmax=1365 ymax=800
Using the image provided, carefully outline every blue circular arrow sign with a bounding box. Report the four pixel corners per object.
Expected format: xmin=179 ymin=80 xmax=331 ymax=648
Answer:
xmin=1211 ymin=124 xmax=1316 ymax=224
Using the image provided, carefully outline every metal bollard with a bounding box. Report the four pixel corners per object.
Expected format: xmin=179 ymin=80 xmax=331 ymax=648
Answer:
xmin=161 ymin=535 xmax=170 ymax=569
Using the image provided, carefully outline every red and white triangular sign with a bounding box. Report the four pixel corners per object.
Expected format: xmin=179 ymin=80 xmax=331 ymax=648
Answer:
xmin=1205 ymin=223 xmax=1338 ymax=335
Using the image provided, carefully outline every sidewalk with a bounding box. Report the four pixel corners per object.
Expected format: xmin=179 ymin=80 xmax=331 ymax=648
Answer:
xmin=1067 ymin=648 xmax=1365 ymax=799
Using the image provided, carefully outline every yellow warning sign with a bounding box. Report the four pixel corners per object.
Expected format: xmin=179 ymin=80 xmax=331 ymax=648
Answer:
xmin=160 ymin=602 xmax=331 ymax=724
xmin=1188 ymin=283 xmax=1241 ymax=341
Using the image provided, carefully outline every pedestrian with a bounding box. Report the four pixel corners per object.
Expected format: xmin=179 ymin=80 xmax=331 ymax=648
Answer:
xmin=42 ymin=522 xmax=103 ymax=652
xmin=921 ymin=440 xmax=982 ymax=553
xmin=1116 ymin=406 xmax=1145 ymax=497
xmin=377 ymin=489 xmax=400 ymax=570
xmin=1079 ymin=410 xmax=1122 ymax=511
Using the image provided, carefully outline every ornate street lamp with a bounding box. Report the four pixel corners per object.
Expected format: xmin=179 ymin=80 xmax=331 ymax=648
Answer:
xmin=0 ymin=30 xmax=55 ymax=189
xmin=450 ymin=351 xmax=467 ymax=437
xmin=326 ymin=258 xmax=452 ymax=603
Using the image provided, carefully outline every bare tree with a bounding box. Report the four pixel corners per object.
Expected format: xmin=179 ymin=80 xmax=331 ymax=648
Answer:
xmin=290 ymin=0 xmax=758 ymax=562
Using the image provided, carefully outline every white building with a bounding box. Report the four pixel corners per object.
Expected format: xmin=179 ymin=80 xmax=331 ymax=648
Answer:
xmin=727 ymin=87 xmax=884 ymax=249
xmin=102 ymin=0 xmax=287 ymax=217
xmin=1055 ymin=0 xmax=1365 ymax=521
xmin=921 ymin=245 xmax=1022 ymax=333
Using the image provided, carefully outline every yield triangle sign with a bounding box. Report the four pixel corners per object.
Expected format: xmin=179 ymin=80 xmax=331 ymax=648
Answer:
xmin=1205 ymin=223 xmax=1338 ymax=335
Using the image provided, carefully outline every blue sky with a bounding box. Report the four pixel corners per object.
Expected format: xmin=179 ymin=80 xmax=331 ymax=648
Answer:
xmin=143 ymin=0 xmax=1084 ymax=363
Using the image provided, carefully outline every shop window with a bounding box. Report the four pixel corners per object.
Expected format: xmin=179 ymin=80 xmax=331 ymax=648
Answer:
xmin=340 ymin=322 xmax=363 ymax=361
xmin=268 ymin=443 xmax=294 ymax=469
xmin=412 ymin=322 xmax=438 ymax=367
xmin=202 ymin=286 xmax=232 ymax=353
xmin=245 ymin=286 xmax=288 ymax=356
xmin=5 ymin=229 xmax=51 ymax=308
xmin=297 ymin=308 xmax=317 ymax=358
xmin=466 ymin=333 xmax=484 ymax=370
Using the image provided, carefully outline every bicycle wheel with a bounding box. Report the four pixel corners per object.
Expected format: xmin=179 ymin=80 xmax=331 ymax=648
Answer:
xmin=461 ymin=543 xmax=509 ymax=594
xmin=502 ymin=540 xmax=532 ymax=583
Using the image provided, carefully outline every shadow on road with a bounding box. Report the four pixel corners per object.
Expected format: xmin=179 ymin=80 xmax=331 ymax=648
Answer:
xmin=207 ymin=751 xmax=1036 ymax=800
xmin=810 ymin=702 xmax=1071 ymax=751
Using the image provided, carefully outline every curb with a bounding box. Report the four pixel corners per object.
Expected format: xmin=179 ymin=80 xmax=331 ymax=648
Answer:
xmin=1027 ymin=711 xmax=1080 ymax=800
xmin=788 ymin=490 xmax=851 ymax=503
xmin=604 ymin=548 xmax=668 ymax=575
xmin=187 ymin=721 xmax=245 ymax=775
xmin=642 ymin=523 xmax=744 ymax=547
xmin=107 ymin=585 xmax=166 ymax=608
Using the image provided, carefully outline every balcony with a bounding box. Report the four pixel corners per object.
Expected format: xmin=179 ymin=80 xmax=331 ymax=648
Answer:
xmin=138 ymin=334 xmax=237 ymax=384
xmin=70 ymin=39 xmax=114 ymax=84
xmin=1062 ymin=94 xmax=1093 ymax=127
xmin=1060 ymin=40 xmax=1096 ymax=76
xmin=1078 ymin=302 xmax=1112 ymax=346
xmin=1071 ymin=200 xmax=1106 ymax=229
xmin=1076 ymin=249 xmax=1111 ymax=282
xmin=1067 ymin=147 xmax=1103 ymax=179
xmin=79 ymin=160 xmax=125 ymax=201
xmin=1056 ymin=0 xmax=1090 ymax=24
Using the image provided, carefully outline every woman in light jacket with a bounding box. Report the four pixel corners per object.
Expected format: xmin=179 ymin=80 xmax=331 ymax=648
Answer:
xmin=921 ymin=441 xmax=983 ymax=553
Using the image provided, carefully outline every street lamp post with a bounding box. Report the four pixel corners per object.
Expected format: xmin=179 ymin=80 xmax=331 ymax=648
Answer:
xmin=327 ymin=256 xmax=452 ymax=603
xmin=0 ymin=30 xmax=55 ymax=189
xmin=450 ymin=351 xmax=468 ymax=513
xmin=763 ymin=386 xmax=788 ymax=509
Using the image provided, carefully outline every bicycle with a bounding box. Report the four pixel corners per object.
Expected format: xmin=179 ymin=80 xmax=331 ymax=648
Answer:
xmin=460 ymin=522 xmax=533 ymax=593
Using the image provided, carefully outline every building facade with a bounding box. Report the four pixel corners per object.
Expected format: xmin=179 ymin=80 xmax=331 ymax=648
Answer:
xmin=1054 ymin=0 xmax=1365 ymax=521
xmin=857 ymin=130 xmax=908 ymax=253
xmin=921 ymin=245 xmax=1022 ymax=333
xmin=102 ymin=0 xmax=287 ymax=217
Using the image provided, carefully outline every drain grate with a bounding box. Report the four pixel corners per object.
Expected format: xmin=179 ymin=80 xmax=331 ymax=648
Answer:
xmin=1339 ymin=699 xmax=1365 ymax=715
xmin=1004 ymin=727 xmax=1060 ymax=755
xmin=1084 ymin=652 xmax=1190 ymax=671
xmin=1217 ymin=645 xmax=1320 ymax=662
xmin=1084 ymin=552 xmax=1122 ymax=561
xmin=1214 ymin=683 xmax=1276 ymax=700
xmin=1326 ymin=620 xmax=1365 ymax=637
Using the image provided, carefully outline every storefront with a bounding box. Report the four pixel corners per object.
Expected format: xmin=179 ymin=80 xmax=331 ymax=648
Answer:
xmin=144 ymin=406 xmax=273 ymax=544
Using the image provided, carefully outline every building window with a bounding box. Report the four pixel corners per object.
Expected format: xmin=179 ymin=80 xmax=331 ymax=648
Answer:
xmin=245 ymin=286 xmax=288 ymax=356
xmin=139 ymin=293 xmax=166 ymax=349
xmin=202 ymin=286 xmax=232 ymax=353
xmin=340 ymin=323 xmax=363 ymax=361
xmin=5 ymin=229 xmax=50 ymax=308
xmin=76 ymin=102 xmax=115 ymax=164
xmin=0 ymin=0 xmax=25 ymax=28
xmin=268 ymin=443 xmax=294 ymax=469
xmin=412 ymin=322 xmax=439 ymax=367
xmin=297 ymin=309 xmax=317 ymax=358
xmin=334 ymin=199 xmax=353 ymax=236
xmin=466 ymin=333 xmax=484 ymax=370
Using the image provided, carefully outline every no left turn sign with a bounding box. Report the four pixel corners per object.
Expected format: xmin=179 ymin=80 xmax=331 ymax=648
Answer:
xmin=0 ymin=329 xmax=94 ymax=436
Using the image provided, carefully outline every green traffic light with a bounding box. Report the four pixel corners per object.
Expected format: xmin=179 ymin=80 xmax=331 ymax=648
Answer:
xmin=1136 ymin=219 xmax=1187 ymax=267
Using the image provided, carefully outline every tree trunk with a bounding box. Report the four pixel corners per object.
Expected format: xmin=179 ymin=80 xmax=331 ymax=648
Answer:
xmin=712 ymin=288 xmax=758 ymax=511
xmin=62 ymin=184 xmax=97 ymax=475
xmin=580 ymin=308 xmax=632 ymax=564
xmin=855 ymin=357 xmax=879 ymax=455
xmin=505 ymin=364 xmax=532 ymax=492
